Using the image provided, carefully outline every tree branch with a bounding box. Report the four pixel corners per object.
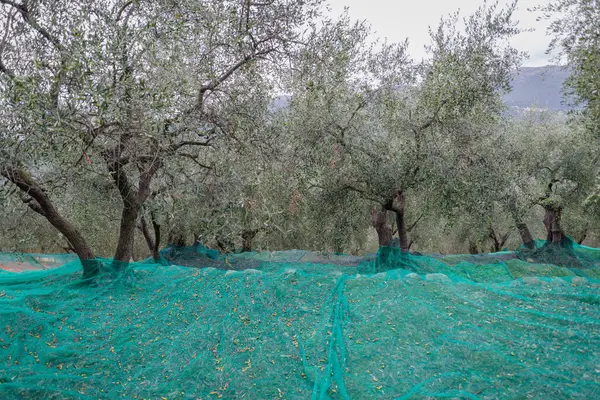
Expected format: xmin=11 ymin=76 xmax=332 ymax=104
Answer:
xmin=17 ymin=192 xmax=46 ymax=216
xmin=0 ymin=0 xmax=65 ymax=52
xmin=115 ymin=0 xmax=133 ymax=22
xmin=406 ymin=213 xmax=424 ymax=232
xmin=177 ymin=152 xmax=213 ymax=169
xmin=165 ymin=134 xmax=216 ymax=152
xmin=0 ymin=8 xmax=15 ymax=78
xmin=103 ymin=145 xmax=136 ymax=204
xmin=1 ymin=165 xmax=54 ymax=214
xmin=195 ymin=47 xmax=274 ymax=108
xmin=416 ymin=99 xmax=448 ymax=132
xmin=75 ymin=122 xmax=121 ymax=166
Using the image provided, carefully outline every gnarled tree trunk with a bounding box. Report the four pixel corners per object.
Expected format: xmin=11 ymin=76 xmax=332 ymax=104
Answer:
xmin=104 ymin=142 xmax=161 ymax=269
xmin=114 ymin=203 xmax=141 ymax=264
xmin=395 ymin=208 xmax=409 ymax=251
xmin=508 ymin=197 xmax=536 ymax=250
xmin=543 ymin=205 xmax=565 ymax=244
xmin=1 ymin=166 xmax=99 ymax=278
xmin=140 ymin=212 xmax=161 ymax=262
xmin=515 ymin=221 xmax=536 ymax=249
xmin=384 ymin=190 xmax=409 ymax=252
xmin=371 ymin=206 xmax=392 ymax=247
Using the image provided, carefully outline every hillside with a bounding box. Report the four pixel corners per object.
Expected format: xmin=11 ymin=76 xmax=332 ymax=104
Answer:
xmin=504 ymin=65 xmax=573 ymax=111
xmin=273 ymin=66 xmax=573 ymax=113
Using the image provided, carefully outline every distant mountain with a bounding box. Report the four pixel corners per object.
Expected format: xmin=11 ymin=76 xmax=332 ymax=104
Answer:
xmin=504 ymin=65 xmax=574 ymax=112
xmin=272 ymin=65 xmax=574 ymax=113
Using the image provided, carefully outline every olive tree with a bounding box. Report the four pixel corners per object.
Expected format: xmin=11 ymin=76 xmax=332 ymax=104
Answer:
xmin=535 ymin=0 xmax=600 ymax=136
xmin=0 ymin=0 xmax=325 ymax=276
xmin=284 ymin=1 xmax=523 ymax=251
xmin=455 ymin=110 xmax=597 ymax=249
xmin=505 ymin=111 xmax=596 ymax=244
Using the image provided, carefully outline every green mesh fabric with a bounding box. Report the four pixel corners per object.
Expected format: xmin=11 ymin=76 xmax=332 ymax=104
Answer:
xmin=1 ymin=241 xmax=599 ymax=399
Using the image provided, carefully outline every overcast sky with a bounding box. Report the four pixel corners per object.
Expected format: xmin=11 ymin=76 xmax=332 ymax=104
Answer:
xmin=326 ymin=0 xmax=555 ymax=67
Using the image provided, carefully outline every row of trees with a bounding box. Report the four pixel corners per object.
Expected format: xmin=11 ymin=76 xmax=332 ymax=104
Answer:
xmin=1 ymin=0 xmax=599 ymax=278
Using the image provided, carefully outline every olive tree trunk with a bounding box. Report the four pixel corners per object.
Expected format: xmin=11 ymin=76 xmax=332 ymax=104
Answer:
xmin=140 ymin=213 xmax=161 ymax=262
xmin=508 ymin=198 xmax=536 ymax=250
xmin=1 ymin=166 xmax=99 ymax=278
xmin=384 ymin=191 xmax=409 ymax=252
xmin=371 ymin=206 xmax=393 ymax=247
xmin=468 ymin=240 xmax=479 ymax=254
xmin=395 ymin=209 xmax=409 ymax=251
xmin=488 ymin=227 xmax=510 ymax=252
xmin=543 ymin=206 xmax=565 ymax=244
xmin=104 ymin=145 xmax=161 ymax=269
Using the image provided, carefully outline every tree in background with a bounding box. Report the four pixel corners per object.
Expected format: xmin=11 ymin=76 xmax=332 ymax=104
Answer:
xmin=536 ymin=0 xmax=600 ymax=135
xmin=1 ymin=0 xmax=598 ymax=263
xmin=284 ymin=1 xmax=523 ymax=251
xmin=536 ymin=0 xmax=600 ymax=216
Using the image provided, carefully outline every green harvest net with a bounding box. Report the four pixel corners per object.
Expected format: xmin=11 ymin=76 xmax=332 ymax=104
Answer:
xmin=0 ymin=239 xmax=599 ymax=399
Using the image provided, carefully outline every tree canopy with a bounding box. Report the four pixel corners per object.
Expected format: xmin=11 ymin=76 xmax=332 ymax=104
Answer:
xmin=0 ymin=0 xmax=599 ymax=278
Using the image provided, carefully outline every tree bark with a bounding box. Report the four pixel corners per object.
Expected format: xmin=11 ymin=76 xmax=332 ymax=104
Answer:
xmin=515 ymin=221 xmax=536 ymax=250
xmin=151 ymin=215 xmax=161 ymax=261
xmin=1 ymin=165 xmax=99 ymax=278
xmin=395 ymin=209 xmax=409 ymax=251
xmin=383 ymin=191 xmax=409 ymax=251
xmin=140 ymin=213 xmax=161 ymax=262
xmin=371 ymin=206 xmax=392 ymax=247
xmin=104 ymin=142 xmax=161 ymax=268
xmin=241 ymin=229 xmax=259 ymax=253
xmin=543 ymin=206 xmax=565 ymax=244
xmin=508 ymin=198 xmax=536 ymax=250
xmin=488 ymin=227 xmax=510 ymax=252
xmin=140 ymin=215 xmax=155 ymax=256
xmin=168 ymin=229 xmax=188 ymax=247
xmin=113 ymin=203 xmax=141 ymax=264
xmin=468 ymin=240 xmax=479 ymax=254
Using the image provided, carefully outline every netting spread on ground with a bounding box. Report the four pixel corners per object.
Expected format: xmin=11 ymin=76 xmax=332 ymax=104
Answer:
xmin=0 ymin=241 xmax=599 ymax=399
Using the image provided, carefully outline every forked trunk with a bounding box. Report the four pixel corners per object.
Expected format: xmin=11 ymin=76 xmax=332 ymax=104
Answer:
xmin=489 ymin=228 xmax=510 ymax=252
xmin=104 ymin=143 xmax=161 ymax=270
